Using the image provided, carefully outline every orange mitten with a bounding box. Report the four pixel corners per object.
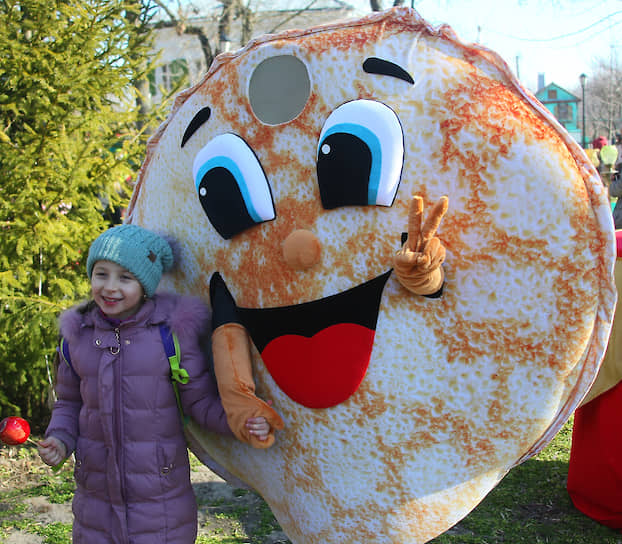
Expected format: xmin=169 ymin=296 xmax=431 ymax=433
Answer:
xmin=212 ymin=322 xmax=284 ymax=448
xmin=393 ymin=195 xmax=448 ymax=295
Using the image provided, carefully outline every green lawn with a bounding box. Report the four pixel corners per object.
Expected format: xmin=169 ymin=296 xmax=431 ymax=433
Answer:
xmin=1 ymin=418 xmax=620 ymax=543
xmin=430 ymin=418 xmax=621 ymax=544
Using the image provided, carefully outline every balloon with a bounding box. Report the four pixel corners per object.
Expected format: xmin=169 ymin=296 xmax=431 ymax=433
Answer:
xmin=600 ymin=145 xmax=618 ymax=167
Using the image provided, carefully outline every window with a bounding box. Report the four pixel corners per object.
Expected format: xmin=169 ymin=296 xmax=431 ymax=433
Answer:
xmin=555 ymin=103 xmax=571 ymax=122
xmin=148 ymin=59 xmax=189 ymax=97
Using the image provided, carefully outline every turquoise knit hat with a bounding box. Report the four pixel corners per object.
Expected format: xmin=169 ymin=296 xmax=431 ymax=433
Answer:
xmin=86 ymin=224 xmax=174 ymax=297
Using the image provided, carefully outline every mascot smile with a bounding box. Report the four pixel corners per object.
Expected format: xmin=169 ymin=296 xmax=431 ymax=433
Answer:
xmin=211 ymin=269 xmax=392 ymax=409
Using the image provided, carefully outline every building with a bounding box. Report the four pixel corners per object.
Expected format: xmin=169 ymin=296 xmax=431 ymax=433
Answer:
xmin=149 ymin=0 xmax=357 ymax=102
xmin=534 ymin=76 xmax=582 ymax=145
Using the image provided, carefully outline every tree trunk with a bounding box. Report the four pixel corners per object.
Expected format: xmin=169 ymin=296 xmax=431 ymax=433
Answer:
xmin=371 ymin=0 xmax=406 ymax=9
xmin=218 ymin=0 xmax=235 ymax=53
xmin=240 ymin=3 xmax=254 ymax=45
xmin=185 ymin=26 xmax=214 ymax=69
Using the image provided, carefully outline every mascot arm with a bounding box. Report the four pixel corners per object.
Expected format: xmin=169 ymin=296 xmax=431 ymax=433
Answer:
xmin=210 ymin=273 xmax=285 ymax=448
xmin=393 ymin=195 xmax=448 ymax=296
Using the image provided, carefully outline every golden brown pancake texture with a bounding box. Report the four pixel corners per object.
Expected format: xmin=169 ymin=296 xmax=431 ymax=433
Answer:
xmin=127 ymin=7 xmax=616 ymax=543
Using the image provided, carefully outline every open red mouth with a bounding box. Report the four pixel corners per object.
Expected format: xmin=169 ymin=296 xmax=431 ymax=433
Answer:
xmin=210 ymin=272 xmax=391 ymax=409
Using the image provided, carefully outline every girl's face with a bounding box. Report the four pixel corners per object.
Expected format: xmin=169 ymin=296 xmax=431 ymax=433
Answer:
xmin=91 ymin=260 xmax=145 ymax=320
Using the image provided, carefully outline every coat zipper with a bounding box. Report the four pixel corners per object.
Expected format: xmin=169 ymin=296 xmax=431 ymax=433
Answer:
xmin=112 ymin=327 xmax=127 ymax=503
xmin=110 ymin=328 xmax=120 ymax=355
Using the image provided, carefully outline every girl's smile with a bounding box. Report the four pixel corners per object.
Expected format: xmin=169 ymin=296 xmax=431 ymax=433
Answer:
xmin=91 ymin=260 xmax=145 ymax=319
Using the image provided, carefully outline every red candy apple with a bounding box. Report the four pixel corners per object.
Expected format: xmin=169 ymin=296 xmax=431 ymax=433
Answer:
xmin=0 ymin=416 xmax=31 ymax=445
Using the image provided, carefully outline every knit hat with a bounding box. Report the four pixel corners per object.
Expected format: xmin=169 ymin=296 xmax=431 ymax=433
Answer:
xmin=86 ymin=224 xmax=174 ymax=297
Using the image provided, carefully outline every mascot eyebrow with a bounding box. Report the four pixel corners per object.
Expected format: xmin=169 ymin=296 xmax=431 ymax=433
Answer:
xmin=181 ymin=106 xmax=211 ymax=148
xmin=363 ymin=57 xmax=414 ymax=85
xmin=180 ymin=58 xmax=413 ymax=148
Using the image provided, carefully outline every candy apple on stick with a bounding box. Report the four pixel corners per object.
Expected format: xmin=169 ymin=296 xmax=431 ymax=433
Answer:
xmin=1 ymin=416 xmax=64 ymax=471
xmin=0 ymin=416 xmax=36 ymax=446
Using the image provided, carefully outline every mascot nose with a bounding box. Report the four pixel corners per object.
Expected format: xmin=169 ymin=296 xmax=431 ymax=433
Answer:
xmin=282 ymin=229 xmax=322 ymax=270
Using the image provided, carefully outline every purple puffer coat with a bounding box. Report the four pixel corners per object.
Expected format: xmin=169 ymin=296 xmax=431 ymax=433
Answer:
xmin=46 ymin=293 xmax=232 ymax=544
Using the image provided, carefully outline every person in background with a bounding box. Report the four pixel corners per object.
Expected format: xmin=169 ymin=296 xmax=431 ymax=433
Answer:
xmin=609 ymin=170 xmax=622 ymax=229
xmin=567 ymin=230 xmax=622 ymax=532
xmin=593 ymin=136 xmax=608 ymax=151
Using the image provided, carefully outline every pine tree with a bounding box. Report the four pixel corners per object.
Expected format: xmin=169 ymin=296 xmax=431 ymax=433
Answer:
xmin=0 ymin=0 xmax=164 ymax=426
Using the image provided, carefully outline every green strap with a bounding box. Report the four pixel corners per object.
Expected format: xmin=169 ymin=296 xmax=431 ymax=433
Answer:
xmin=167 ymin=332 xmax=190 ymax=426
xmin=168 ymin=333 xmax=189 ymax=385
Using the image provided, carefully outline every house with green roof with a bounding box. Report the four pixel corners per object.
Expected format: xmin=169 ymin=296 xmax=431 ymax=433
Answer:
xmin=535 ymin=81 xmax=582 ymax=145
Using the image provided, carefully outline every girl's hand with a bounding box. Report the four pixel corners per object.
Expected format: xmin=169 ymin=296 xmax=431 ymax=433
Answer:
xmin=245 ymin=416 xmax=271 ymax=442
xmin=38 ymin=436 xmax=67 ymax=467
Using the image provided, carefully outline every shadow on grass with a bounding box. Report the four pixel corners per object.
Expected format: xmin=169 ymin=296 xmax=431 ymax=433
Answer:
xmin=430 ymin=457 xmax=622 ymax=544
xmin=193 ymin=479 xmax=290 ymax=544
xmin=192 ymin=456 xmax=621 ymax=544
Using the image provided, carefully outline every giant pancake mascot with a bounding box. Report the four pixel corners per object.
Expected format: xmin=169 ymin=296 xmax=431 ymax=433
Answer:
xmin=126 ymin=7 xmax=616 ymax=544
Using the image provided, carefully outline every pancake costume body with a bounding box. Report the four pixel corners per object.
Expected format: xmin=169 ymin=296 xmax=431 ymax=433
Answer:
xmin=126 ymin=8 xmax=617 ymax=543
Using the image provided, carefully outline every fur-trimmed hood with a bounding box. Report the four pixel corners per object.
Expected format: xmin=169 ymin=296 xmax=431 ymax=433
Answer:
xmin=59 ymin=292 xmax=211 ymax=345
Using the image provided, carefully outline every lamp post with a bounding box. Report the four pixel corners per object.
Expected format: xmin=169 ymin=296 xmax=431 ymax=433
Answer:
xmin=580 ymin=73 xmax=587 ymax=148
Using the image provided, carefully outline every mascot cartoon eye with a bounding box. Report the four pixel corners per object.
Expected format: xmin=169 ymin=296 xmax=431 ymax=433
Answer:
xmin=193 ymin=133 xmax=275 ymax=239
xmin=316 ymin=99 xmax=403 ymax=209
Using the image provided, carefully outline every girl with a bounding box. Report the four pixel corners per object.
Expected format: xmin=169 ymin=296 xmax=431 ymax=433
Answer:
xmin=38 ymin=224 xmax=283 ymax=543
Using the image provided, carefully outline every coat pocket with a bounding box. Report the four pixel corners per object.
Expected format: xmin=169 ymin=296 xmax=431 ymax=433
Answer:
xmin=156 ymin=440 xmax=190 ymax=494
xmin=74 ymin=438 xmax=108 ymax=495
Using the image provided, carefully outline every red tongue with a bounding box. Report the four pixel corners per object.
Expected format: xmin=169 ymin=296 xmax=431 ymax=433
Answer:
xmin=261 ymin=323 xmax=375 ymax=408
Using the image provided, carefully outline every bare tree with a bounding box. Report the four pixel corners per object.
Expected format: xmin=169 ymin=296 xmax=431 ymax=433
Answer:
xmin=370 ymin=0 xmax=406 ymax=10
xmin=126 ymin=0 xmax=159 ymax=127
xmin=219 ymin=0 xmax=255 ymax=51
xmin=578 ymin=54 xmax=622 ymax=144
xmin=152 ymin=0 xmax=255 ymax=68
xmin=152 ymin=0 xmax=216 ymax=67
xmin=267 ymin=0 xmax=318 ymax=34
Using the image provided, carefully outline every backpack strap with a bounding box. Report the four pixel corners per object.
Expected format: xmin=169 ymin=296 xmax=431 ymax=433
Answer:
xmin=159 ymin=324 xmax=188 ymax=385
xmin=158 ymin=324 xmax=189 ymax=425
xmin=59 ymin=327 xmax=189 ymax=424
xmin=58 ymin=337 xmax=79 ymax=380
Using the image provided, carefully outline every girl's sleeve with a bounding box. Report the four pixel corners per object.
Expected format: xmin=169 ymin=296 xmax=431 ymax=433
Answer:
xmin=177 ymin=329 xmax=233 ymax=436
xmin=45 ymin=349 xmax=82 ymax=456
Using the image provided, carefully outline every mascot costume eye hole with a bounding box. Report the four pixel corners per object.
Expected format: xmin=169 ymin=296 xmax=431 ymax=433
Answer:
xmin=192 ymin=133 xmax=275 ymax=239
xmin=316 ymin=99 xmax=404 ymax=209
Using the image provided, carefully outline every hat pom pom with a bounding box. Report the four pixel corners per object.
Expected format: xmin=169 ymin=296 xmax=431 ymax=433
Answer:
xmin=160 ymin=233 xmax=181 ymax=273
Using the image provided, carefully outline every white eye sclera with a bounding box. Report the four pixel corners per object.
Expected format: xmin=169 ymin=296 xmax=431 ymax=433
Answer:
xmin=193 ymin=133 xmax=275 ymax=239
xmin=317 ymin=100 xmax=404 ymax=209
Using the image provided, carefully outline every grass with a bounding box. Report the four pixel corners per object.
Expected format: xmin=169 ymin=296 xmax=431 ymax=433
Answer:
xmin=429 ymin=419 xmax=621 ymax=544
xmin=1 ymin=418 xmax=620 ymax=544
xmin=0 ymin=446 xmax=75 ymax=544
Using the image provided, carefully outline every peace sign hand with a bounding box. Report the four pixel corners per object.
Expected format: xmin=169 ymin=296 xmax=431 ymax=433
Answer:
xmin=393 ymin=195 xmax=449 ymax=295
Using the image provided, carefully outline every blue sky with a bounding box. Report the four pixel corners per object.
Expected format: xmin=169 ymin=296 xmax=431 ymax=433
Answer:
xmin=190 ymin=0 xmax=622 ymax=93
xmin=348 ymin=0 xmax=622 ymax=93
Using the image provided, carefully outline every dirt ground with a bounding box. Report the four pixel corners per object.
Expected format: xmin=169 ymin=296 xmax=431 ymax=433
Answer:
xmin=0 ymin=445 xmax=290 ymax=543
